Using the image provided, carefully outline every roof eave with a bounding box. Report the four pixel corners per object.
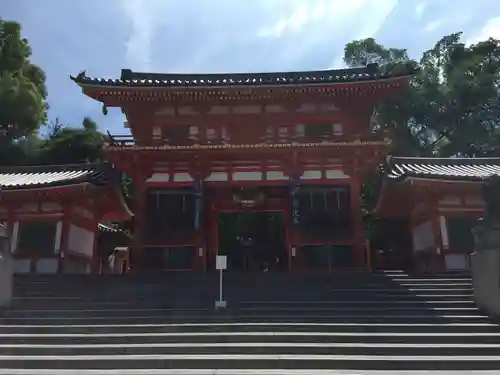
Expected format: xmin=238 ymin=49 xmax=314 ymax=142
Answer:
xmin=405 ymin=176 xmax=485 ymax=184
xmin=69 ymin=73 xmax=414 ymax=90
xmin=0 ymin=181 xmax=92 ymax=193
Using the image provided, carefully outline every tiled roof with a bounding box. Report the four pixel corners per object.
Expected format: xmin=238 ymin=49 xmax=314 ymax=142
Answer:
xmin=70 ymin=64 xmax=416 ymax=88
xmin=0 ymin=163 xmax=117 ymax=191
xmin=98 ymin=223 xmax=131 ymax=237
xmin=387 ymin=156 xmax=500 ymax=182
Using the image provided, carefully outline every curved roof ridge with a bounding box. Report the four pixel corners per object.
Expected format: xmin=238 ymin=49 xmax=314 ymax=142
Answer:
xmin=0 ymin=161 xmax=111 ymax=173
xmin=385 ymin=155 xmax=500 ymax=182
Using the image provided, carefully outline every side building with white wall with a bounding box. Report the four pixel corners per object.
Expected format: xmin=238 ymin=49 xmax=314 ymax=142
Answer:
xmin=374 ymin=156 xmax=498 ymax=272
xmin=0 ymin=163 xmax=132 ymax=274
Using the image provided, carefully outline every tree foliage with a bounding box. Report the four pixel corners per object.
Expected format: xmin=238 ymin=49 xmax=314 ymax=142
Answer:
xmin=345 ymin=33 xmax=500 ymax=240
xmin=0 ymin=19 xmax=47 ymax=141
xmin=345 ymin=33 xmax=500 ymax=160
xmin=37 ymin=117 xmax=105 ymax=165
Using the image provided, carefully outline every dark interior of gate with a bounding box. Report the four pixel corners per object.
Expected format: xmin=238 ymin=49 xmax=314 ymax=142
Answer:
xmin=140 ymin=185 xmax=355 ymax=271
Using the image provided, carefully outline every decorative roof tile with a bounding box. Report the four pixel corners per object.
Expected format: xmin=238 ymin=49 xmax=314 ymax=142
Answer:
xmin=387 ymin=156 xmax=500 ymax=182
xmin=70 ymin=64 xmax=417 ymax=88
xmin=0 ymin=163 xmax=117 ymax=191
xmin=98 ymin=223 xmax=131 ymax=237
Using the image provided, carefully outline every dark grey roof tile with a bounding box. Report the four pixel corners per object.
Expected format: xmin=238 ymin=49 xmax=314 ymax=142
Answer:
xmin=387 ymin=156 xmax=500 ymax=182
xmin=70 ymin=64 xmax=417 ymax=88
xmin=0 ymin=163 xmax=117 ymax=191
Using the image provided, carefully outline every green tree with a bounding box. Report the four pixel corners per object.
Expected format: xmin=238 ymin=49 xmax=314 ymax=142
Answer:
xmin=344 ymin=38 xmax=431 ymax=157
xmin=345 ymin=33 xmax=500 ymax=243
xmin=419 ymin=34 xmax=500 ymax=157
xmin=38 ymin=117 xmax=105 ymax=165
xmin=0 ymin=19 xmax=47 ymax=140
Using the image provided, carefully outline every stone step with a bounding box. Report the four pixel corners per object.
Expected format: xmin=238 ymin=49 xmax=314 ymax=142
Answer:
xmin=0 ymin=353 xmax=499 ymax=371
xmin=2 ymin=306 xmax=482 ymax=319
xmin=1 ymin=322 xmax=497 ymax=334
xmin=2 ymin=331 xmax=499 ymax=345
xmin=12 ymin=289 xmax=475 ymax=301
xmin=235 ymin=300 xmax=476 ymax=306
xmin=9 ymin=297 xmax=476 ymax=310
xmin=0 ymin=370 xmax=492 ymax=375
xmin=1 ymin=314 xmax=490 ymax=325
xmin=13 ymin=278 xmax=473 ymax=287
xmin=2 ymin=342 xmax=500 ymax=357
xmin=0 ymin=370 xmax=491 ymax=375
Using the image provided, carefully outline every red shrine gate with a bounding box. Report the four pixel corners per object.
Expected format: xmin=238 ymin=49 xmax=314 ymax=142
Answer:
xmin=71 ymin=64 xmax=415 ymax=272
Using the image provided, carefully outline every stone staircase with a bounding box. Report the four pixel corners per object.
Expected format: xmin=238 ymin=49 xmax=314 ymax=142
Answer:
xmin=0 ymin=270 xmax=499 ymax=374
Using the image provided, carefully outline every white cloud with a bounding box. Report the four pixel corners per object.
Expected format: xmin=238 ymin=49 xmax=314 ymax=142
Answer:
xmin=121 ymin=0 xmax=155 ymax=70
xmin=423 ymin=19 xmax=442 ymax=33
xmin=258 ymin=0 xmax=367 ymax=39
xmin=327 ymin=0 xmax=398 ymax=68
xmin=256 ymin=0 xmax=397 ymax=68
xmin=466 ymin=16 xmax=500 ymax=45
xmin=415 ymin=1 xmax=427 ymax=19
xmin=329 ymin=56 xmax=346 ymax=70
xmin=121 ymin=0 xmax=180 ymax=70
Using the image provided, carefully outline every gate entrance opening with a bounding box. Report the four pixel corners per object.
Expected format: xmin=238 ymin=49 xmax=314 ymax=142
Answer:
xmin=218 ymin=212 xmax=286 ymax=272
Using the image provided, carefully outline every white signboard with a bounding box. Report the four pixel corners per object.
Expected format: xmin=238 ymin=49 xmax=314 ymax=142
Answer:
xmin=216 ymin=255 xmax=227 ymax=270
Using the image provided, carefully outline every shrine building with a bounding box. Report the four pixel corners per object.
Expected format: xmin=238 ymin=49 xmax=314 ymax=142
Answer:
xmin=374 ymin=156 xmax=500 ymax=272
xmin=0 ymin=163 xmax=131 ymax=274
xmin=71 ymin=64 xmax=415 ymax=272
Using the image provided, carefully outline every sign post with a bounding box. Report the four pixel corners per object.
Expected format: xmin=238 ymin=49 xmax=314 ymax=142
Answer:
xmin=215 ymin=255 xmax=227 ymax=310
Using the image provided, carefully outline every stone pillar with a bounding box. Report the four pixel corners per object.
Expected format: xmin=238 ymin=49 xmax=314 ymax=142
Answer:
xmin=471 ymin=225 xmax=500 ymax=319
xmin=0 ymin=225 xmax=13 ymax=309
xmin=471 ymin=175 xmax=500 ymax=319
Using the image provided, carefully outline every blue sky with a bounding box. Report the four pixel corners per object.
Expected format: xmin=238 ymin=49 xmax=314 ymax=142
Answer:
xmin=3 ymin=0 xmax=500 ymax=135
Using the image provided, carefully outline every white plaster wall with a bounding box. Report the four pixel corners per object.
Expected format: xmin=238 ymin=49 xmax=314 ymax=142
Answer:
xmin=233 ymin=171 xmax=263 ymax=181
xmin=300 ymin=170 xmax=322 ymax=180
xmin=412 ymin=220 xmax=435 ymax=253
xmin=325 ymin=170 xmax=349 ymax=179
xmin=13 ymin=259 xmax=30 ymax=274
xmin=439 ymin=195 xmax=461 ymax=205
xmin=67 ymin=224 xmax=94 ymax=258
xmin=73 ymin=207 xmax=94 ymax=221
xmin=466 ymin=197 xmax=484 ymax=206
xmin=41 ymin=202 xmax=63 ymax=211
xmin=440 ymin=216 xmax=449 ymax=249
xmin=445 ymin=254 xmax=469 ymax=270
xmin=54 ymin=221 xmax=62 ymax=254
xmin=10 ymin=221 xmax=19 ymax=254
xmin=64 ymin=259 xmax=91 ymax=274
xmin=18 ymin=203 xmax=38 ymax=212
xmin=36 ymin=258 xmax=59 ymax=274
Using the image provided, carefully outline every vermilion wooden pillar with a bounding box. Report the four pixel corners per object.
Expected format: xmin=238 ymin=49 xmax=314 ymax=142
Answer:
xmin=131 ymin=180 xmax=146 ymax=271
xmin=284 ymin=193 xmax=293 ymax=273
xmin=207 ymin=202 xmax=219 ymax=272
xmin=430 ymin=196 xmax=446 ymax=273
xmin=350 ymin=179 xmax=365 ymax=269
xmin=58 ymin=206 xmax=70 ymax=274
